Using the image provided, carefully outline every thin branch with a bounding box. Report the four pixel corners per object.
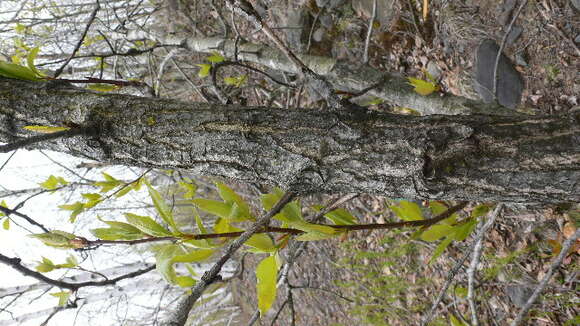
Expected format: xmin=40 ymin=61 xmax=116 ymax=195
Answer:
xmin=467 ymin=204 xmax=504 ymax=326
xmin=0 ymin=128 xmax=89 ymax=153
xmin=493 ymin=0 xmax=528 ymax=97
xmin=89 ymin=201 xmax=468 ymax=246
xmin=510 ymin=228 xmax=580 ymax=326
xmin=53 ymin=1 xmax=101 ymax=77
xmin=0 ymin=252 xmax=154 ymax=291
xmin=212 ymin=61 xmax=296 ymax=88
xmin=186 ymin=191 xmax=296 ymax=312
xmin=363 ymin=0 xmax=377 ymax=64
xmin=306 ymin=193 xmax=359 ymax=223
xmin=0 ymin=206 xmax=49 ymax=232
xmin=306 ymin=1 xmax=328 ymax=53
xmin=0 ymin=149 xmax=17 ymax=173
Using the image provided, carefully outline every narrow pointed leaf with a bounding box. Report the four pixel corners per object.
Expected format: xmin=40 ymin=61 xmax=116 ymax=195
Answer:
xmin=125 ymin=213 xmax=171 ymax=237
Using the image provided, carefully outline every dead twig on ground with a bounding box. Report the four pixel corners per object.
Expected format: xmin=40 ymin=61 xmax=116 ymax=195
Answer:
xmin=510 ymin=229 xmax=580 ymax=326
xmin=363 ymin=0 xmax=377 ymax=64
xmin=467 ymin=204 xmax=504 ymax=326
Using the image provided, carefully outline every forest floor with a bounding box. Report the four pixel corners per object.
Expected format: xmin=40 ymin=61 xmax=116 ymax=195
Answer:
xmin=226 ymin=1 xmax=579 ymax=325
xmin=166 ymin=0 xmax=580 ymax=325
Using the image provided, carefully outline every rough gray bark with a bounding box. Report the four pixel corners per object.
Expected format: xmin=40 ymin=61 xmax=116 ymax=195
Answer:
xmin=1 ymin=78 xmax=578 ymax=203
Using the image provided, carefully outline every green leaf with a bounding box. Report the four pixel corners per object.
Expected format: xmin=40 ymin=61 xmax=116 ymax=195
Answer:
xmin=207 ymin=52 xmax=225 ymax=63
xmin=58 ymin=202 xmax=84 ymax=222
xmin=14 ymin=23 xmax=27 ymax=34
xmin=94 ymin=172 xmax=121 ymax=193
xmin=35 ymin=257 xmax=56 ymax=272
xmin=407 ymin=77 xmax=439 ymax=96
xmin=29 ymin=232 xmax=75 ymax=249
xmin=23 ymin=125 xmax=70 ymax=133
xmin=312 ymin=206 xmax=356 ymax=225
xmin=193 ymin=209 xmax=208 ymax=234
xmin=81 ymin=193 xmax=102 ymax=208
xmin=389 ymin=200 xmax=424 ymax=221
xmin=114 ymin=185 xmax=132 ymax=198
xmin=0 ymin=200 xmax=7 ymax=217
xmin=172 ymin=249 xmax=214 ymax=263
xmin=26 ymin=46 xmax=44 ymax=77
xmin=449 ymin=313 xmax=468 ymax=326
xmin=178 ymin=179 xmax=197 ymax=199
xmin=292 ymin=221 xmax=336 ymax=235
xmin=51 ymin=230 xmax=77 ymax=239
xmin=256 ymin=254 xmax=280 ymax=315
xmin=155 ymin=243 xmax=181 ymax=284
xmin=91 ymin=220 xmax=145 ymax=240
xmin=63 ymin=255 xmax=78 ymax=268
xmin=454 ymin=286 xmax=468 ymax=299
xmin=295 ymin=231 xmax=341 ymax=241
xmin=124 ymin=213 xmax=171 ymax=237
xmin=429 ymin=237 xmax=453 ymax=264
xmin=223 ymin=75 xmax=247 ymax=87
xmin=471 ymin=204 xmax=492 ymax=218
xmin=146 ymin=183 xmax=179 ymax=233
xmin=175 ymin=276 xmax=196 ymax=287
xmin=215 ymin=182 xmax=253 ymax=221
xmin=245 ymin=234 xmax=276 ymax=252
xmin=420 ymin=224 xmax=454 ymax=242
xmin=429 ymin=201 xmax=448 ymax=216
xmin=0 ymin=61 xmax=41 ymax=81
xmin=362 ymin=97 xmax=384 ymax=106
xmin=2 ymin=218 xmax=9 ymax=230
xmin=451 ymin=218 xmax=477 ymax=241
xmin=39 ymin=175 xmax=68 ymax=190
xmin=196 ymin=64 xmax=211 ymax=78
xmin=86 ymin=84 xmax=120 ymax=92
xmin=192 ymin=199 xmax=233 ymax=220
xmin=50 ymin=291 xmax=71 ymax=307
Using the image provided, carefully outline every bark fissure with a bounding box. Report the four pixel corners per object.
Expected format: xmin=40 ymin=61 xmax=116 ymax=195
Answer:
xmin=1 ymin=78 xmax=578 ymax=202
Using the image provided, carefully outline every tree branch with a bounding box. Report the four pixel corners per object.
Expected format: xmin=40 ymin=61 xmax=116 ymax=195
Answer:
xmin=0 ymin=253 xmax=154 ymax=291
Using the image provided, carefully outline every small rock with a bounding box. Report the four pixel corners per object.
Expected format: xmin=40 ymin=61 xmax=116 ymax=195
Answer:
xmin=319 ymin=13 xmax=333 ymax=29
xmin=473 ymin=39 xmax=524 ymax=109
xmin=313 ymin=28 xmax=325 ymax=42
xmin=505 ymin=285 xmax=535 ymax=307
xmin=506 ymin=25 xmax=523 ymax=46
xmin=515 ymin=52 xmax=528 ymax=66
xmin=426 ymin=61 xmax=442 ymax=80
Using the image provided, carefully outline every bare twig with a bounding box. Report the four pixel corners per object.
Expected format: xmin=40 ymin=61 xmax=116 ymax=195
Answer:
xmin=0 ymin=149 xmax=17 ymax=173
xmin=0 ymin=253 xmax=154 ymax=291
xmin=53 ymin=1 xmax=101 ymax=77
xmin=467 ymin=204 xmax=504 ymax=326
xmin=493 ymin=0 xmax=528 ymax=97
xmin=0 ymin=128 xmax=89 ymax=153
xmin=0 ymin=206 xmax=49 ymax=232
xmin=421 ymin=204 xmax=503 ymax=326
xmin=363 ymin=0 xmax=377 ymax=64
xmin=510 ymin=228 xmax=580 ymax=326
xmin=306 ymin=1 xmax=328 ymax=53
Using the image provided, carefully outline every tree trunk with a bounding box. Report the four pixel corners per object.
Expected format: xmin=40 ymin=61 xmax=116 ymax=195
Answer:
xmin=1 ymin=78 xmax=578 ymax=203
